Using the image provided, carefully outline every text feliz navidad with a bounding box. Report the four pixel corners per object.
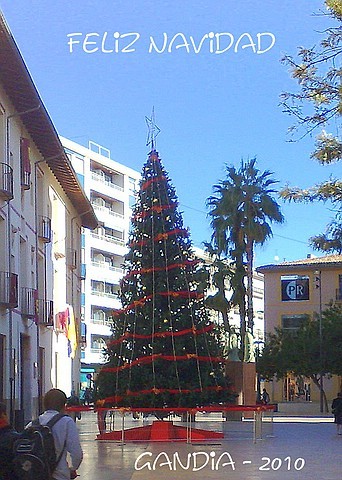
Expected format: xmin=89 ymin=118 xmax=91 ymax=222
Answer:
xmin=67 ymin=31 xmax=276 ymax=55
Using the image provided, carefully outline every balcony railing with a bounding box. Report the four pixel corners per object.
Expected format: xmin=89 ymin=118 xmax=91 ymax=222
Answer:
xmin=0 ymin=271 xmax=18 ymax=308
xmin=91 ymin=289 xmax=119 ymax=299
xmin=21 ymin=287 xmax=37 ymax=318
xmin=36 ymin=299 xmax=54 ymax=326
xmin=0 ymin=163 xmax=14 ymax=200
xmin=91 ymin=316 xmax=114 ymax=325
xmin=90 ymin=347 xmax=105 ymax=353
xmin=91 ymin=204 xmax=124 ymax=221
xmin=91 ymin=171 xmax=124 ymax=192
xmin=91 ymin=231 xmax=125 ymax=246
xmin=91 ymin=261 xmax=124 ymax=274
xmin=38 ymin=215 xmax=52 ymax=243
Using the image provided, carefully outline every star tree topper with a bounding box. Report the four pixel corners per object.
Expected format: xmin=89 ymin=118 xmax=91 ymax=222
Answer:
xmin=145 ymin=107 xmax=161 ymax=150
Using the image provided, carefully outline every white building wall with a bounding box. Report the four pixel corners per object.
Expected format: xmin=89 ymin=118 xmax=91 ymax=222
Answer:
xmin=193 ymin=247 xmax=265 ymax=350
xmin=60 ymin=137 xmax=140 ymax=373
xmin=0 ymin=87 xmax=40 ymax=423
xmin=0 ymin=89 xmax=88 ymax=424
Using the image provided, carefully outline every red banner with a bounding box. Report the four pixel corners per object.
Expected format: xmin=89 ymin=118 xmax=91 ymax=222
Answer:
xmin=107 ymin=324 xmax=215 ymax=347
xmin=129 ymin=228 xmax=188 ymax=248
xmin=141 ymin=175 xmax=167 ymax=190
xmin=134 ymin=203 xmax=177 ymax=220
xmin=113 ymin=290 xmax=203 ymax=317
xmin=124 ymin=258 xmax=197 ymax=279
xmin=100 ymin=353 xmax=224 ymax=373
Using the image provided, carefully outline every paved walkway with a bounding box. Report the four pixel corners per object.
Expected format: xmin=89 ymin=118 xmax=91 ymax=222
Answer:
xmin=76 ymin=412 xmax=340 ymax=480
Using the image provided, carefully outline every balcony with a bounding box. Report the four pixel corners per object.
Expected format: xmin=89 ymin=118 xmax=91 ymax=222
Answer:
xmin=36 ymin=299 xmax=54 ymax=326
xmin=91 ymin=171 xmax=124 ymax=193
xmin=91 ymin=260 xmax=124 ymax=275
xmin=91 ymin=231 xmax=125 ymax=247
xmin=0 ymin=271 xmax=18 ymax=308
xmin=21 ymin=287 xmax=37 ymax=318
xmin=90 ymin=335 xmax=109 ymax=354
xmin=38 ymin=215 xmax=52 ymax=243
xmin=91 ymin=316 xmax=114 ymax=326
xmin=92 ymin=202 xmax=125 ymax=224
xmin=0 ymin=163 xmax=14 ymax=200
xmin=90 ymin=289 xmax=119 ymax=299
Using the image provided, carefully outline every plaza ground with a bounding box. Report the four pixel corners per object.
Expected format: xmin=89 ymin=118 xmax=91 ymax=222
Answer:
xmin=76 ymin=410 xmax=340 ymax=480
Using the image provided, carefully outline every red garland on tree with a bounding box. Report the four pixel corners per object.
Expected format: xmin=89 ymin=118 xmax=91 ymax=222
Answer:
xmin=96 ymin=148 xmax=235 ymax=409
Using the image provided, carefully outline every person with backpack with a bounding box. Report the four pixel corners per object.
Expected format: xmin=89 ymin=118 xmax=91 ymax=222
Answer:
xmin=13 ymin=388 xmax=83 ymax=480
xmin=0 ymin=402 xmax=19 ymax=480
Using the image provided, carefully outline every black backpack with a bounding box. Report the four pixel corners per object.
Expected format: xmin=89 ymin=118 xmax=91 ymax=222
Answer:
xmin=12 ymin=413 xmax=66 ymax=480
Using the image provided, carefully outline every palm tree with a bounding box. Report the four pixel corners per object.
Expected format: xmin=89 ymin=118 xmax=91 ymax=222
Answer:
xmin=202 ymin=242 xmax=234 ymax=333
xmin=207 ymin=158 xmax=284 ymax=357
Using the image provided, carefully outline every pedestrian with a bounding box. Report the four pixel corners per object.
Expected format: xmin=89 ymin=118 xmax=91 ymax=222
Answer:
xmin=67 ymin=390 xmax=81 ymax=422
xmin=262 ymin=388 xmax=270 ymax=405
xmin=34 ymin=389 xmax=83 ymax=479
xmin=0 ymin=402 xmax=19 ymax=480
xmin=84 ymin=387 xmax=93 ymax=405
xmin=331 ymin=391 xmax=342 ymax=435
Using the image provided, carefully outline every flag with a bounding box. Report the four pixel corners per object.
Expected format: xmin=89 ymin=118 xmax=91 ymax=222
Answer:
xmin=55 ymin=309 xmax=68 ymax=333
xmin=66 ymin=304 xmax=77 ymax=359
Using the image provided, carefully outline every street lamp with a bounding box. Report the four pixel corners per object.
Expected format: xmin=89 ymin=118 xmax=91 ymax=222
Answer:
xmin=314 ymin=270 xmax=324 ymax=413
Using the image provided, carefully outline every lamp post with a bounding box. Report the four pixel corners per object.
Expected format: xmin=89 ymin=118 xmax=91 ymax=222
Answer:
xmin=314 ymin=270 xmax=324 ymax=413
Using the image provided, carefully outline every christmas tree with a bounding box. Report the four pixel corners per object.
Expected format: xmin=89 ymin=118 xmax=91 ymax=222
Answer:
xmin=96 ymin=138 xmax=234 ymax=409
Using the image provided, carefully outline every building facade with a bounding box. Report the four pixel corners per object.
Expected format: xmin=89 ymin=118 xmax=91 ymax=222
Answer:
xmin=0 ymin=13 xmax=97 ymax=425
xmin=257 ymin=254 xmax=342 ymax=404
xmin=193 ymin=247 xmax=265 ymax=350
xmin=61 ymin=137 xmax=140 ymax=385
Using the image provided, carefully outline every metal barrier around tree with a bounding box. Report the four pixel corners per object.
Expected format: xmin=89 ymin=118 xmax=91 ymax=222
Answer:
xmin=66 ymin=404 xmax=275 ymax=444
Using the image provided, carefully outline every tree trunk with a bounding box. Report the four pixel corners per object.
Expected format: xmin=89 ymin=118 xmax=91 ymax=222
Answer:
xmin=310 ymin=374 xmax=329 ymax=413
xmin=236 ymin=264 xmax=246 ymax=361
xmin=246 ymin=240 xmax=254 ymax=333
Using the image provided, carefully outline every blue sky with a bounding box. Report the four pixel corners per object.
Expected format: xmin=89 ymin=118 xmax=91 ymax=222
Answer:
xmin=0 ymin=0 xmax=340 ymax=266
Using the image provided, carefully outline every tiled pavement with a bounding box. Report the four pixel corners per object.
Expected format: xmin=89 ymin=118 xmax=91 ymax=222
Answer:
xmin=76 ymin=411 xmax=340 ymax=480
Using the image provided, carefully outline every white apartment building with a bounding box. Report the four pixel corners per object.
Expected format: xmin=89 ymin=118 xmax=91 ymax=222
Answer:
xmin=0 ymin=12 xmax=97 ymax=426
xmin=60 ymin=137 xmax=140 ymax=382
xmin=193 ymin=247 xmax=265 ymax=352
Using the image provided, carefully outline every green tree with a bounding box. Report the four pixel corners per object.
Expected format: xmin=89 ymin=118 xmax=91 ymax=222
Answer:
xmin=257 ymin=304 xmax=342 ymax=412
xmin=96 ymin=149 xmax=235 ymax=408
xmin=280 ymin=0 xmax=342 ymax=252
xmin=207 ymin=158 xmax=284 ymax=356
xmin=281 ymin=180 xmax=342 ymax=253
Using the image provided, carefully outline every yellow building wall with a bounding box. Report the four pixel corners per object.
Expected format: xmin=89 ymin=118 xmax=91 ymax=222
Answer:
xmin=263 ymin=264 xmax=342 ymax=404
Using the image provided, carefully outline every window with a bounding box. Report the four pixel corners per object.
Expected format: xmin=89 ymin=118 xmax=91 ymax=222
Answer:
xmin=338 ymin=275 xmax=342 ymax=301
xmin=20 ymin=137 xmax=31 ymax=189
xmin=129 ymin=194 xmax=136 ymax=208
xmin=90 ymin=335 xmax=109 ymax=351
xmin=128 ymin=176 xmax=136 ymax=193
xmin=281 ymin=314 xmax=309 ymax=330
